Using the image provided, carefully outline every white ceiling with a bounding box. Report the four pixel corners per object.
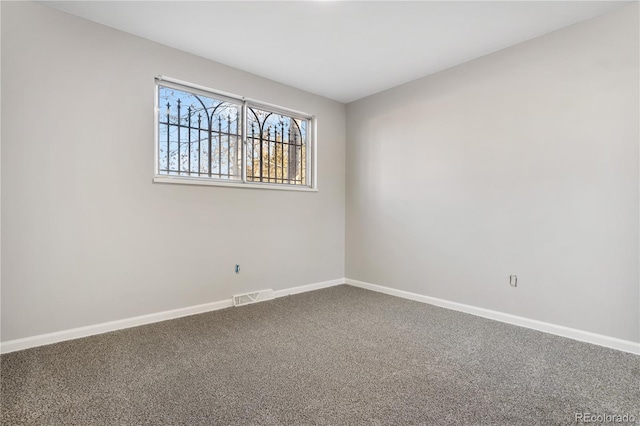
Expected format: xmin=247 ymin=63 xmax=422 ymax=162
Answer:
xmin=42 ymin=1 xmax=630 ymax=103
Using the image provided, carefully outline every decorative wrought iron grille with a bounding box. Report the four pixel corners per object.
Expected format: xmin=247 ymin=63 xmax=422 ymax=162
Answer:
xmin=156 ymin=79 xmax=312 ymax=188
xmin=246 ymin=107 xmax=307 ymax=185
xmin=158 ymin=86 xmax=241 ymax=179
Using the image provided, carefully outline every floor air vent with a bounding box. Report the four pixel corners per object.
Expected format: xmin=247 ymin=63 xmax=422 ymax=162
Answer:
xmin=232 ymin=289 xmax=274 ymax=307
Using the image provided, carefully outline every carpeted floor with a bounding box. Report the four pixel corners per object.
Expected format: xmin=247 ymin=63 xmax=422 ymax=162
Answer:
xmin=1 ymin=285 xmax=639 ymax=425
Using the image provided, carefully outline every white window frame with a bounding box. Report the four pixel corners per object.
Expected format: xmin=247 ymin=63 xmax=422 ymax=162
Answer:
xmin=153 ymin=76 xmax=317 ymax=191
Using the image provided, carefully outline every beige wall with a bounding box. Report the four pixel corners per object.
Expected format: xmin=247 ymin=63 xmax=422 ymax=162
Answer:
xmin=346 ymin=4 xmax=640 ymax=342
xmin=1 ymin=1 xmax=345 ymax=341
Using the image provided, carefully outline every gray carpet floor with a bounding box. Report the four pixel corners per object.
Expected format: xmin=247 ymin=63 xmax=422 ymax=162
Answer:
xmin=1 ymin=285 xmax=639 ymax=425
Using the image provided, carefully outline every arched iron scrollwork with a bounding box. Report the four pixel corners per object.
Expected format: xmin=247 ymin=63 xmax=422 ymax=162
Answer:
xmin=246 ymin=106 xmax=307 ymax=185
xmin=158 ymin=83 xmax=309 ymax=186
xmin=158 ymin=86 xmax=241 ymax=179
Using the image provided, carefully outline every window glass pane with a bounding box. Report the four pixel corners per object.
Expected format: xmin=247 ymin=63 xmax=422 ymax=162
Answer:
xmin=158 ymin=86 xmax=241 ymax=179
xmin=246 ymin=106 xmax=307 ymax=185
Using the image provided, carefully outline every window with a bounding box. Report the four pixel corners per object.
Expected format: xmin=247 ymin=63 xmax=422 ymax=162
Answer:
xmin=154 ymin=76 xmax=316 ymax=190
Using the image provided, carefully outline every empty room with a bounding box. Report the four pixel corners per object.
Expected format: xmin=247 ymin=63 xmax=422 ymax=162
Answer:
xmin=1 ymin=1 xmax=639 ymax=424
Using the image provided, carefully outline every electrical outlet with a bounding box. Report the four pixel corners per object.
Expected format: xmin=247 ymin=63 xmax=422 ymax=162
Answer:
xmin=509 ymin=275 xmax=517 ymax=287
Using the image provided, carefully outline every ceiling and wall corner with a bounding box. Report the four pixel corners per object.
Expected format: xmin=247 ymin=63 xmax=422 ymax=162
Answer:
xmin=39 ymin=1 xmax=631 ymax=103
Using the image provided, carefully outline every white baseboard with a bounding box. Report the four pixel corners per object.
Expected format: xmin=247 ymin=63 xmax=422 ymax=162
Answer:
xmin=345 ymin=278 xmax=640 ymax=356
xmin=6 ymin=278 xmax=636 ymax=356
xmin=273 ymin=278 xmax=345 ymax=298
xmin=0 ymin=278 xmax=345 ymax=354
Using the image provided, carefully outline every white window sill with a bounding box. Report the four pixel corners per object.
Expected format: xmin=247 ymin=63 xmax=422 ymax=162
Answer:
xmin=153 ymin=175 xmax=318 ymax=192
